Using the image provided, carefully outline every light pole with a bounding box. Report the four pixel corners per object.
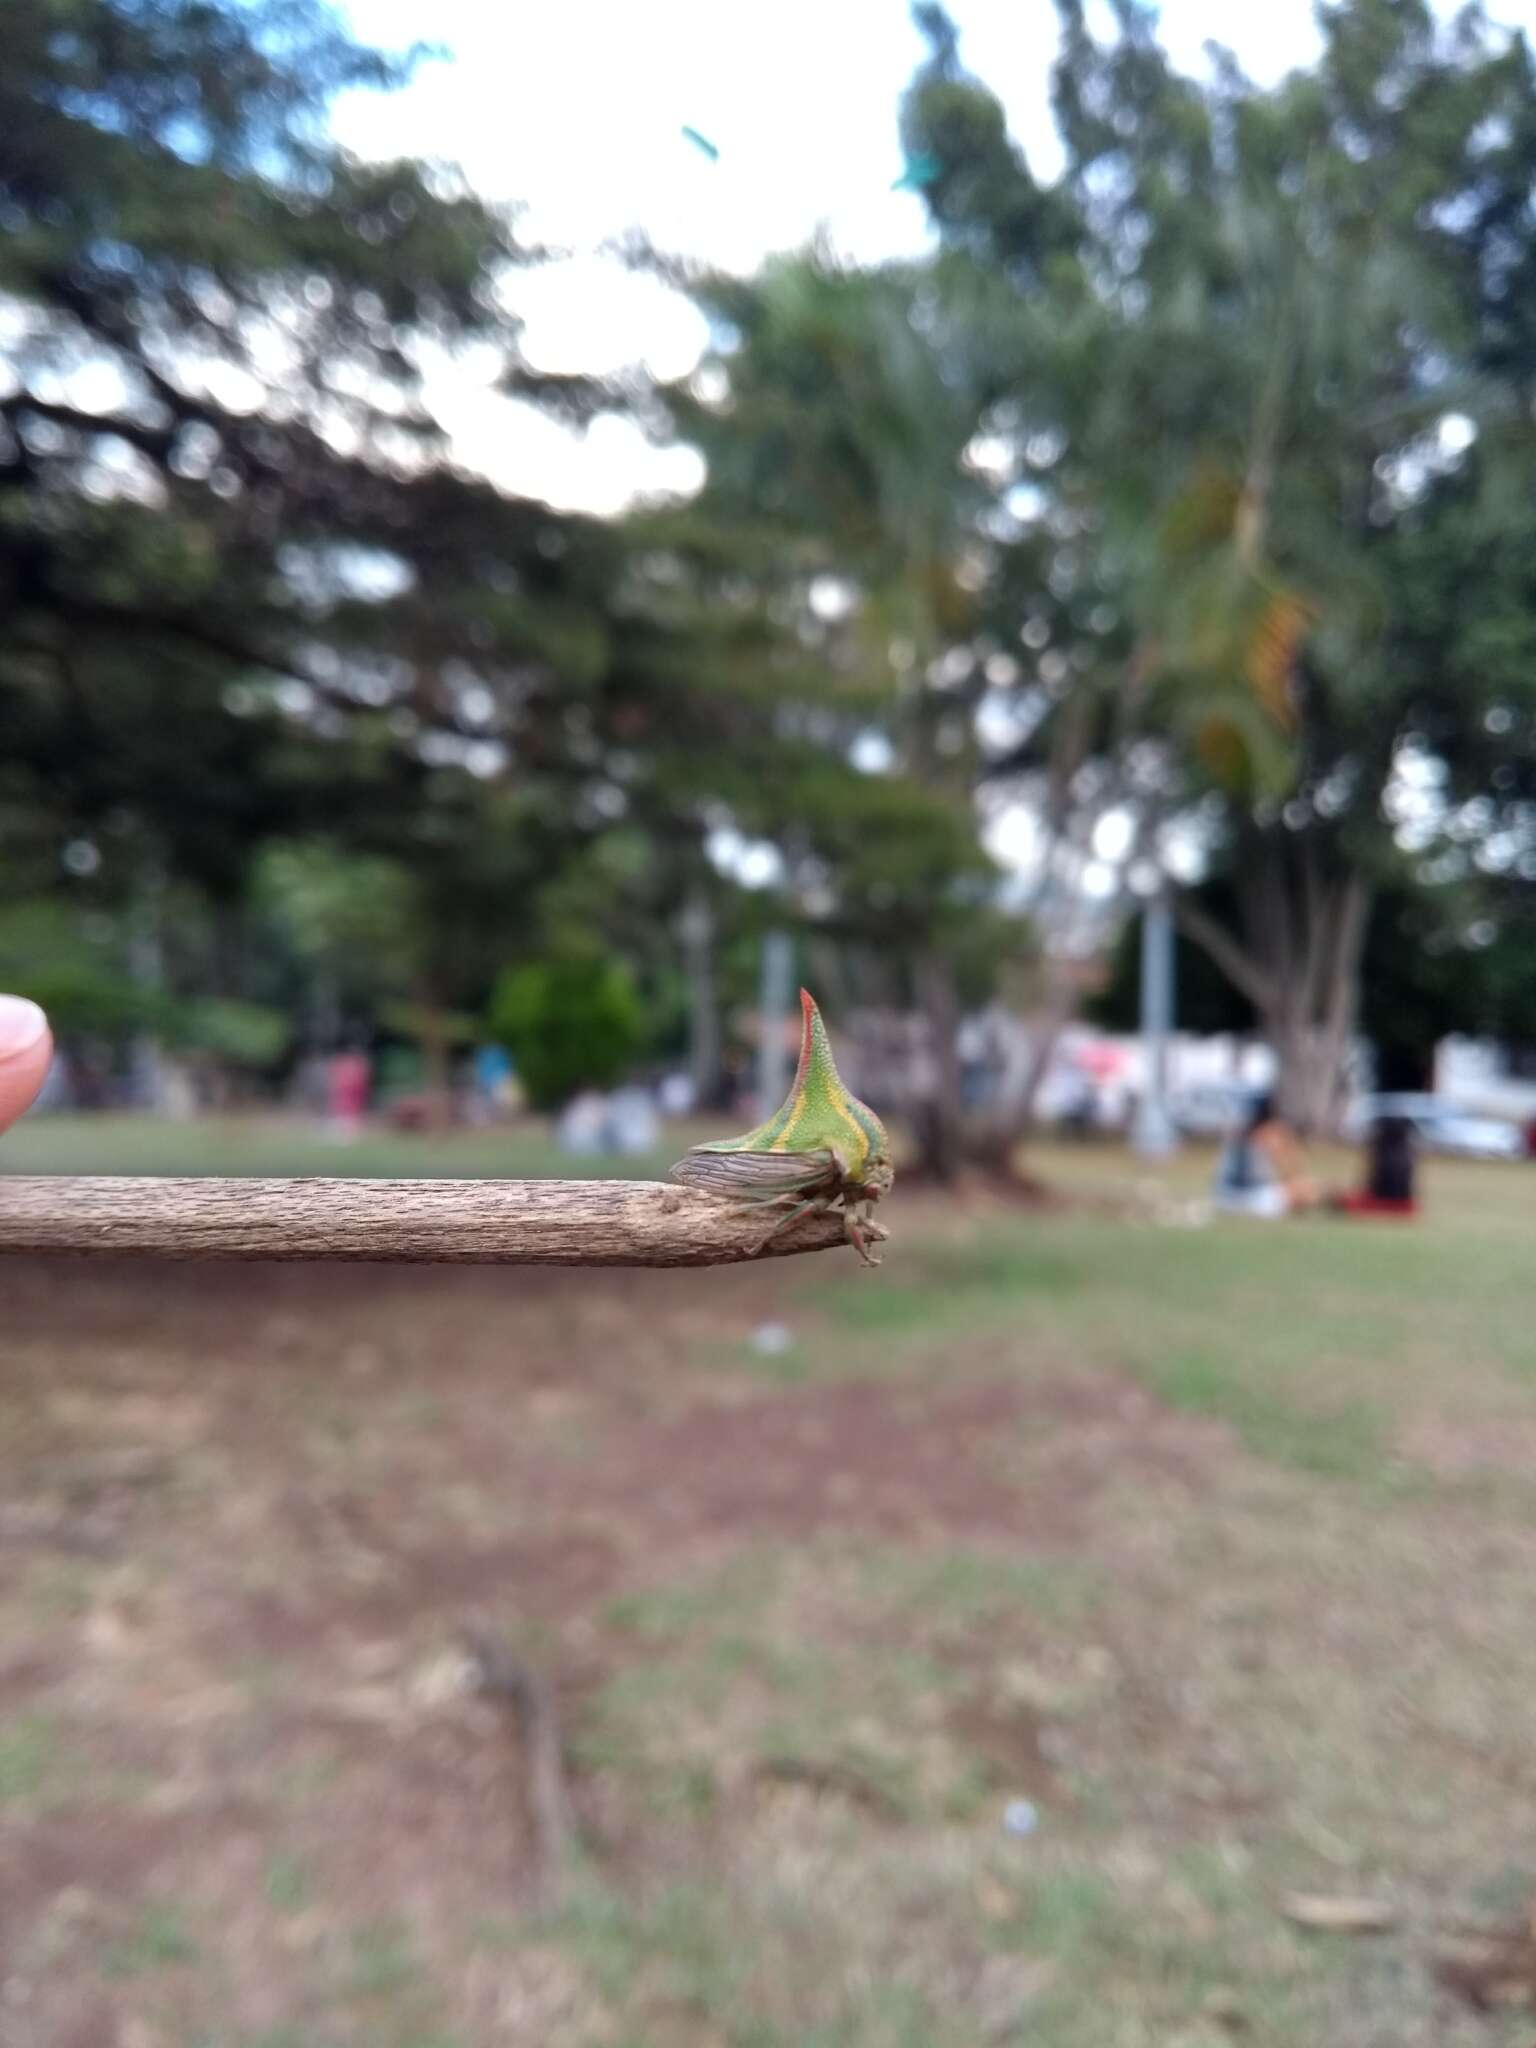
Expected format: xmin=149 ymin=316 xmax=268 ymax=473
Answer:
xmin=1132 ymin=894 xmax=1178 ymax=1158
xmin=678 ymin=887 xmax=719 ymax=1108
xmin=757 ymin=929 xmax=795 ymax=1114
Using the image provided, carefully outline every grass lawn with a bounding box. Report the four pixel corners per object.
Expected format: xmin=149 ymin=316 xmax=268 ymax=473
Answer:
xmin=0 ymin=1109 xmax=693 ymax=1181
xmin=2 ymin=1127 xmax=1534 ymax=2045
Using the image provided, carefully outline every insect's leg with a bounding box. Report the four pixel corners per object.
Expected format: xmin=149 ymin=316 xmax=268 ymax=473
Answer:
xmin=716 ymin=1189 xmax=801 ymax=1230
xmin=751 ymin=1194 xmax=829 ymax=1254
xmin=844 ymin=1208 xmax=883 ymax=1268
xmin=849 ymin=1196 xmax=890 ymax=1246
xmin=864 ymin=1203 xmax=891 ymax=1243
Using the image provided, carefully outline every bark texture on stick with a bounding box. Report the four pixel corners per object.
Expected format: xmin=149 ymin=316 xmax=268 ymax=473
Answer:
xmin=0 ymin=1176 xmax=853 ymax=1267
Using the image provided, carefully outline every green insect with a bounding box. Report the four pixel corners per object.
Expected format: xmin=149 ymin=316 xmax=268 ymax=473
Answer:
xmin=671 ymin=989 xmax=893 ymax=1266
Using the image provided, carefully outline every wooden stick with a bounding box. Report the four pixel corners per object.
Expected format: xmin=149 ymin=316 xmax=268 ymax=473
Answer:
xmin=0 ymin=1174 xmax=853 ymax=1267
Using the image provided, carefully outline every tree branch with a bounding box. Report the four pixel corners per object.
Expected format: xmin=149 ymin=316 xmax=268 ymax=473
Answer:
xmin=0 ymin=1176 xmax=859 ymax=1267
xmin=43 ymin=271 xmax=222 ymax=430
xmin=1323 ymin=872 xmax=1370 ymax=1044
xmin=61 ymin=597 xmax=526 ymax=750
xmin=1 ymin=395 xmax=177 ymax=464
xmin=1172 ymin=893 xmax=1276 ymax=1012
xmin=1300 ymin=836 xmax=1328 ymax=1020
xmin=65 ymin=596 xmax=319 ymax=695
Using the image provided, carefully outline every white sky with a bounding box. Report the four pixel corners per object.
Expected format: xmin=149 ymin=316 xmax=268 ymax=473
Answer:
xmin=331 ymin=0 xmax=1343 ymax=512
xmin=333 ymin=0 xmax=1532 ymax=508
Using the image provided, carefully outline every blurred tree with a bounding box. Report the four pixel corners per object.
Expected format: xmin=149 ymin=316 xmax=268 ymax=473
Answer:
xmin=1091 ymin=864 xmax=1536 ymax=1096
xmin=657 ymin=248 xmax=1075 ymax=1179
xmin=0 ymin=898 xmax=159 ymax=1046
xmin=487 ymin=954 xmax=644 ymax=1112
xmin=0 ymin=0 xmax=584 ymax=675
xmin=902 ymin=0 xmax=1536 ymax=1127
xmin=251 ymin=840 xmax=423 ymax=1045
xmin=0 ymin=0 xmax=576 ymax=1059
xmin=15 ymin=0 xmax=1535 ymax=1155
xmin=0 ymin=0 xmax=786 ymax=1080
xmin=1359 ymin=876 xmax=1536 ymax=1090
xmin=1091 ymin=862 xmax=1536 ymax=1093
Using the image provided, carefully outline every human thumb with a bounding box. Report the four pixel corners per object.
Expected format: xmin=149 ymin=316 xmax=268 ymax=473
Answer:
xmin=0 ymin=997 xmax=53 ymax=1135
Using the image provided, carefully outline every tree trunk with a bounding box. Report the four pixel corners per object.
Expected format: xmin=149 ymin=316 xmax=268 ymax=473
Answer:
xmin=1315 ymin=871 xmax=1370 ymax=1129
xmin=1267 ymin=1022 xmax=1352 ymax=1136
xmin=1178 ymin=836 xmax=1371 ymax=1139
xmin=309 ymin=962 xmax=341 ymax=1056
xmin=416 ymin=986 xmax=452 ymax=1125
xmin=906 ymin=960 xmax=1062 ymax=1189
xmin=1265 ymin=869 xmax=1369 ymax=1134
xmin=128 ymin=856 xmax=166 ymax=1111
xmin=912 ymin=950 xmax=966 ymax=1182
xmin=210 ymin=897 xmax=244 ymax=1001
xmin=1264 ymin=1007 xmax=1315 ymax=1131
xmin=679 ymin=887 xmax=722 ymax=1109
xmin=966 ymin=976 xmax=1080 ymax=1169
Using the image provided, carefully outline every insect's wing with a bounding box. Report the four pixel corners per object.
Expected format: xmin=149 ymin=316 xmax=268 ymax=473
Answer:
xmin=671 ymin=1146 xmax=838 ymax=1202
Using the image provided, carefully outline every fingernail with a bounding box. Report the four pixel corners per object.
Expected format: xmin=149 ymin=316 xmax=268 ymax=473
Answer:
xmin=0 ymin=996 xmax=47 ymax=1061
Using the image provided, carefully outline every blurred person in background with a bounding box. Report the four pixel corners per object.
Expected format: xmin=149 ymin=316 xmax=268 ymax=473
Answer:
xmin=0 ymin=998 xmax=52 ymax=1136
xmin=326 ymin=1046 xmax=372 ymax=1140
xmin=470 ymin=1043 xmax=516 ymax=1121
xmin=657 ymin=1070 xmax=696 ymax=1118
xmin=1213 ymin=1092 xmax=1321 ymax=1218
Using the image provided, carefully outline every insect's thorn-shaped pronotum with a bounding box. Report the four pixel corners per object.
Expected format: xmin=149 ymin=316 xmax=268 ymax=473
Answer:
xmin=670 ymin=989 xmax=893 ymax=1265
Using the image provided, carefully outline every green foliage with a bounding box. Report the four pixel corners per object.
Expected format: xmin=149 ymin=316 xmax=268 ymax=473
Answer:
xmin=376 ymin=1003 xmax=479 ymax=1049
xmin=253 ymin=846 xmax=423 ymax=982
xmin=1359 ymin=877 xmax=1536 ymax=1085
xmin=0 ymin=900 xmax=157 ymax=1039
xmin=173 ymin=998 xmax=289 ymax=1070
xmin=655 ymin=245 xmax=1051 ymax=1171
xmin=488 ymin=956 xmax=644 ymax=1109
xmin=0 ymin=0 xmax=649 ymax=1059
xmin=0 ymin=896 xmax=292 ymax=1064
xmin=0 ymin=0 xmax=533 ymax=730
xmin=897 ymin=0 xmax=1536 ymax=1101
xmin=3 ymin=0 xmax=1535 ymax=1114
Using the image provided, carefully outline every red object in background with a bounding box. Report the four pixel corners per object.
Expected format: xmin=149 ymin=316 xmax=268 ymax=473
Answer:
xmin=1334 ymin=1192 xmax=1418 ymax=1219
xmin=327 ymin=1050 xmax=371 ymax=1125
xmin=1075 ymin=1043 xmax=1125 ymax=1081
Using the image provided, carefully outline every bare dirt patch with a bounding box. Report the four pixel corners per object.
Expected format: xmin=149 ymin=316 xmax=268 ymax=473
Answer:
xmin=1397 ymin=1408 xmax=1536 ymax=1479
xmin=0 ymin=1257 xmax=1236 ymax=2028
